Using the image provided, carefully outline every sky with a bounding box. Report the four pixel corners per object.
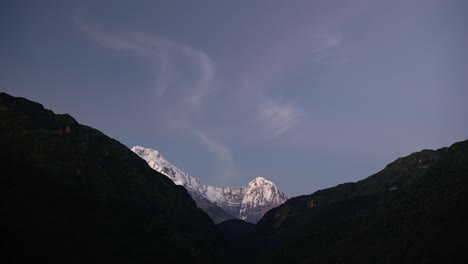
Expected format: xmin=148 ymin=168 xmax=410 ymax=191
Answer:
xmin=1 ymin=0 xmax=467 ymax=196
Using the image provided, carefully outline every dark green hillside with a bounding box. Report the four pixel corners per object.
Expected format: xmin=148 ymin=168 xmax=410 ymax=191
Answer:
xmin=249 ymin=140 xmax=468 ymax=263
xmin=0 ymin=93 xmax=229 ymax=263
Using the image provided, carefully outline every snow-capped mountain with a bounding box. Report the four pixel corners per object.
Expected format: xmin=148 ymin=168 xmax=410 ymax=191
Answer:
xmin=131 ymin=146 xmax=288 ymax=223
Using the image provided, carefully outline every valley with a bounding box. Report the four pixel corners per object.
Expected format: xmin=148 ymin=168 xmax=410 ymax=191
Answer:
xmin=1 ymin=92 xmax=467 ymax=263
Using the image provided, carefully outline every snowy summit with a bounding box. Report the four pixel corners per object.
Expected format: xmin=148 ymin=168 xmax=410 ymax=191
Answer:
xmin=131 ymin=146 xmax=288 ymax=223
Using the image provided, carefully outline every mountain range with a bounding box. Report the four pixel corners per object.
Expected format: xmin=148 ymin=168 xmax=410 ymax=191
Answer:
xmin=1 ymin=92 xmax=467 ymax=263
xmin=131 ymin=146 xmax=288 ymax=223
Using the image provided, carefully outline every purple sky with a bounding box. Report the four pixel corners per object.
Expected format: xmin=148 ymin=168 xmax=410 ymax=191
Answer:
xmin=1 ymin=0 xmax=467 ymax=196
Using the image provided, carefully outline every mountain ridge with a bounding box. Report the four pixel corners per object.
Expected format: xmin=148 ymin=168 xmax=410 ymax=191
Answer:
xmin=0 ymin=92 xmax=229 ymax=263
xmin=235 ymin=139 xmax=468 ymax=263
xmin=131 ymin=145 xmax=288 ymax=223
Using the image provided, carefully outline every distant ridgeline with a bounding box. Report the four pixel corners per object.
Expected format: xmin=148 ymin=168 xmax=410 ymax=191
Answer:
xmin=1 ymin=92 xmax=467 ymax=264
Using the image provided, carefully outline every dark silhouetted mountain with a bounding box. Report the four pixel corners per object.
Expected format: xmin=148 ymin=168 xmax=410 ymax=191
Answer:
xmin=237 ymin=140 xmax=468 ymax=263
xmin=0 ymin=92 xmax=229 ymax=263
xmin=217 ymin=219 xmax=255 ymax=262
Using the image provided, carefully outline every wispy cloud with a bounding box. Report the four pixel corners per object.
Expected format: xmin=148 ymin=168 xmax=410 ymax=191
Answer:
xmin=231 ymin=0 xmax=372 ymax=140
xmin=73 ymin=4 xmax=353 ymax=146
xmin=236 ymin=74 xmax=302 ymax=140
xmin=257 ymin=99 xmax=301 ymax=138
xmin=74 ymin=18 xmax=160 ymax=57
xmin=233 ymin=17 xmax=345 ymax=140
xmin=74 ymin=16 xmax=232 ymax=179
xmin=192 ymin=129 xmax=236 ymax=182
xmin=75 ymin=18 xmax=215 ymax=108
xmin=180 ymin=46 xmax=216 ymax=106
xmin=72 ymin=0 xmax=368 ymax=181
xmin=243 ymin=26 xmax=343 ymax=92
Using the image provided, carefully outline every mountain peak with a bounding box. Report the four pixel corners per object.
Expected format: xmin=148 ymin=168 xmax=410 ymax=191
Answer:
xmin=132 ymin=146 xmax=288 ymax=223
xmin=249 ymin=176 xmax=273 ymax=186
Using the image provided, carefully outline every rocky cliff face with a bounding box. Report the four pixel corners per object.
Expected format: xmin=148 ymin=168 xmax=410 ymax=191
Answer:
xmin=131 ymin=146 xmax=288 ymax=223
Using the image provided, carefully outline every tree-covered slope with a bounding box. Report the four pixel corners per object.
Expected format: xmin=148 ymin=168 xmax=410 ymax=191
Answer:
xmin=0 ymin=92 xmax=229 ymax=263
xmin=249 ymin=140 xmax=468 ymax=263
